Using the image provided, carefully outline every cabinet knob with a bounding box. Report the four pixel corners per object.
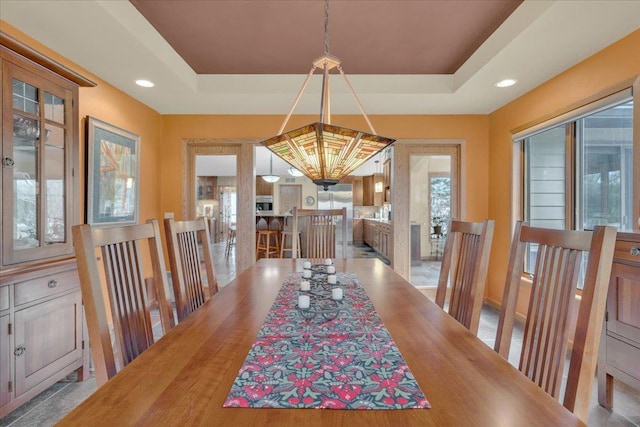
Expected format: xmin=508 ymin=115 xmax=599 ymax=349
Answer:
xmin=631 ymin=246 xmax=640 ymax=257
xmin=3 ymin=156 xmax=15 ymax=167
xmin=14 ymin=345 xmax=26 ymax=357
xmin=47 ymin=279 xmax=58 ymax=288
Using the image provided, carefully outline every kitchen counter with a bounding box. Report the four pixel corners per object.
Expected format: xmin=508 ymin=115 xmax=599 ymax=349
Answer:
xmin=360 ymin=218 xmax=391 ymax=224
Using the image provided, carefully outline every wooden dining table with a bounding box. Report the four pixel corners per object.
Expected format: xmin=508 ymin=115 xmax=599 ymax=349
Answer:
xmin=58 ymin=258 xmax=584 ymax=426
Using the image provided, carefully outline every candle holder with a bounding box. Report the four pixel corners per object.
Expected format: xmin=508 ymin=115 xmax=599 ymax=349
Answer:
xmin=310 ymin=263 xmax=335 ymax=274
xmin=298 ymin=296 xmax=343 ymax=322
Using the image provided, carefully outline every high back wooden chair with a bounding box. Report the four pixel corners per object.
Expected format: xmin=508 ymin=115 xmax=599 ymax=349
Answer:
xmin=72 ymin=220 xmax=175 ymax=387
xmin=164 ymin=213 xmax=218 ymax=322
xmin=434 ymin=219 xmax=495 ymax=334
xmin=494 ymin=221 xmax=616 ymax=421
xmin=291 ymin=207 xmax=348 ymax=259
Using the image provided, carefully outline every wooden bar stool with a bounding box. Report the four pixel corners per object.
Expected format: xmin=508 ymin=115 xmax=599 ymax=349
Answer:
xmin=280 ymin=231 xmax=302 ymax=258
xmin=256 ymin=229 xmax=280 ymax=259
xmin=225 ymin=225 xmax=236 ymax=259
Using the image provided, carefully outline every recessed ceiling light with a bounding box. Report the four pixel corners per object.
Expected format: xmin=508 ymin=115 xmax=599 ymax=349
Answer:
xmin=495 ymin=79 xmax=517 ymax=88
xmin=135 ymin=79 xmax=154 ymax=88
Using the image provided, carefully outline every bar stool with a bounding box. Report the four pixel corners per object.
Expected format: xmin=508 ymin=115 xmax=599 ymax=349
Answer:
xmin=280 ymin=231 xmax=302 ymax=258
xmin=256 ymin=229 xmax=280 ymax=259
xmin=225 ymin=225 xmax=236 ymax=259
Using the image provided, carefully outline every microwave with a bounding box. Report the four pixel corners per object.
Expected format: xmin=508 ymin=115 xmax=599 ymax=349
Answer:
xmin=256 ymin=195 xmax=273 ymax=212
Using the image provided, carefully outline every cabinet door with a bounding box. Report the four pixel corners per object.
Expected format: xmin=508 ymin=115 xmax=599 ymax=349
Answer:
xmin=0 ymin=314 xmax=11 ymax=407
xmin=353 ymin=178 xmax=363 ymax=206
xmin=606 ymin=263 xmax=640 ymax=344
xmin=256 ymin=178 xmax=273 ymax=196
xmin=362 ymin=176 xmax=373 ymax=206
xmin=2 ymin=60 xmax=75 ymax=266
xmin=13 ymin=291 xmax=83 ymax=396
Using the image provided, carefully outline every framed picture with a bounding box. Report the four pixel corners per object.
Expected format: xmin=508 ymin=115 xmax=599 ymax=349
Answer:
xmin=86 ymin=117 xmax=140 ymax=225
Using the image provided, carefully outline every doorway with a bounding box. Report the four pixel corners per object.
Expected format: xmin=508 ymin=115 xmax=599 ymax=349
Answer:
xmin=184 ymin=139 xmax=256 ymax=275
xmin=392 ymin=141 xmax=461 ymax=283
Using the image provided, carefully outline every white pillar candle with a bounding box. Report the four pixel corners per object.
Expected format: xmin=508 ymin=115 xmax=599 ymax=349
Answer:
xmin=303 ymin=261 xmax=312 ymax=269
xmin=298 ymin=295 xmax=310 ymax=309
xmin=326 ymin=265 xmax=336 ymax=274
xmin=332 ymin=288 xmax=343 ymax=300
xmin=302 ymin=269 xmax=312 ymax=278
xmin=300 ymin=280 xmax=310 ymax=291
xmin=324 ymin=258 xmax=332 ymax=266
xmin=327 ymin=274 xmax=337 ymax=285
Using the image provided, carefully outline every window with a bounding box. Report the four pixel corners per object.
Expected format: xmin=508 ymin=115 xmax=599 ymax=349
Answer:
xmin=519 ymin=92 xmax=634 ymax=277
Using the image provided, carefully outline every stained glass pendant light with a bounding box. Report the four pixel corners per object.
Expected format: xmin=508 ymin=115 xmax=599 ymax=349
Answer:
xmin=260 ymin=0 xmax=395 ymax=190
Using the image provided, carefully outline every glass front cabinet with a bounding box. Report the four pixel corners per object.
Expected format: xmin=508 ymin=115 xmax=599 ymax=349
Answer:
xmin=0 ymin=34 xmax=94 ymax=418
xmin=2 ymin=54 xmax=76 ymax=266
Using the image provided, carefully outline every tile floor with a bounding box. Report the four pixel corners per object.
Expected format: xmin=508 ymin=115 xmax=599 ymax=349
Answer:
xmin=2 ymin=242 xmax=638 ymax=426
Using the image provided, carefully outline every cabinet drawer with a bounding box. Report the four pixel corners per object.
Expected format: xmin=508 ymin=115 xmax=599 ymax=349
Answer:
xmin=14 ymin=269 xmax=79 ymax=306
xmin=605 ymin=335 xmax=640 ymax=381
xmin=614 ymin=240 xmax=640 ymax=265
xmin=0 ymin=286 xmax=8 ymax=311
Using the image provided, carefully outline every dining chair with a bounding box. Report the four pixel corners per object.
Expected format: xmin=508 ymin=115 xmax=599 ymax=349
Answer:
xmin=434 ymin=219 xmax=495 ymax=335
xmin=291 ymin=207 xmax=347 ymax=259
xmin=164 ymin=213 xmax=218 ymax=322
xmin=72 ymin=220 xmax=175 ymax=387
xmin=494 ymin=221 xmax=616 ymax=421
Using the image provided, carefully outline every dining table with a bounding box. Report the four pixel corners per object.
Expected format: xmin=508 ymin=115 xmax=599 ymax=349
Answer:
xmin=57 ymin=258 xmax=584 ymax=426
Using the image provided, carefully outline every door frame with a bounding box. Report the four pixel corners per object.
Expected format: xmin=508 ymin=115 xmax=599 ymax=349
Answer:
xmin=392 ymin=140 xmax=464 ymax=280
xmin=183 ymin=139 xmax=257 ymax=273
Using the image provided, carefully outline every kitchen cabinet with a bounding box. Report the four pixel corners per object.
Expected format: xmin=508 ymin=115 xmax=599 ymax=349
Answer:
xmin=598 ymin=232 xmax=640 ymax=409
xmin=363 ymin=219 xmax=391 ymax=260
xmin=353 ymin=219 xmax=364 ymax=244
xmin=256 ymin=177 xmax=274 ymax=196
xmin=363 ymin=174 xmax=383 ymax=206
xmin=0 ymin=34 xmax=93 ymax=418
xmin=352 ymin=177 xmax=363 ymax=206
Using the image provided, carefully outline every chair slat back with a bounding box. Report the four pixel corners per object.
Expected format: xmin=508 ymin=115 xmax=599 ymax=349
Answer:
xmin=291 ymin=207 xmax=347 ymax=259
xmin=435 ymin=219 xmax=494 ymax=334
xmin=164 ymin=214 xmax=217 ymax=322
xmin=72 ymin=220 xmax=175 ymax=387
xmin=494 ymin=222 xmax=616 ymax=421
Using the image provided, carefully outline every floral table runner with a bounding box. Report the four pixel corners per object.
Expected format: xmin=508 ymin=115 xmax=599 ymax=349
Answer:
xmin=223 ymin=271 xmax=430 ymax=410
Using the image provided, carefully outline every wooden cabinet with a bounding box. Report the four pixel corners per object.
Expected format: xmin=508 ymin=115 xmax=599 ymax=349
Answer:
xmin=0 ymin=34 xmax=93 ymax=418
xmin=256 ymin=177 xmax=274 ymax=196
xmin=363 ymin=220 xmax=391 ymax=260
xmin=362 ymin=174 xmax=383 ymax=206
xmin=598 ymin=232 xmax=640 ymax=409
xmin=363 ymin=220 xmax=373 ymax=246
xmin=0 ymin=310 xmax=10 ymax=409
xmin=1 ymin=46 xmax=80 ymax=266
xmin=353 ymin=177 xmax=363 ymax=206
xmin=0 ymin=260 xmax=87 ymax=417
xmin=353 ymin=219 xmax=364 ymax=244
xmin=197 ymin=176 xmax=217 ymax=200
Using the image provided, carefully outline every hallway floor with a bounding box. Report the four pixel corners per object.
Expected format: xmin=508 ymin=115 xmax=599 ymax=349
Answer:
xmin=2 ymin=242 xmax=638 ymax=426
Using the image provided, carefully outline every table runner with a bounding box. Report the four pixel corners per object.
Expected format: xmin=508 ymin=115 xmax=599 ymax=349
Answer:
xmin=223 ymin=271 xmax=430 ymax=410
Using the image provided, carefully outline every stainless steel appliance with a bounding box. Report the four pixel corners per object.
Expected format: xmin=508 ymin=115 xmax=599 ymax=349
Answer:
xmin=256 ymin=195 xmax=273 ymax=214
xmin=317 ymin=184 xmax=353 ymax=245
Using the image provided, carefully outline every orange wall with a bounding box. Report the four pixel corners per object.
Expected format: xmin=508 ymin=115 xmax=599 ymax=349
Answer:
xmin=160 ymin=115 xmax=490 ymax=223
xmin=486 ymin=29 xmax=640 ymax=307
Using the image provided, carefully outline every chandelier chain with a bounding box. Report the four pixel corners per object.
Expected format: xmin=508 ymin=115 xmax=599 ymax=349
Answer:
xmin=324 ymin=0 xmax=330 ymax=54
